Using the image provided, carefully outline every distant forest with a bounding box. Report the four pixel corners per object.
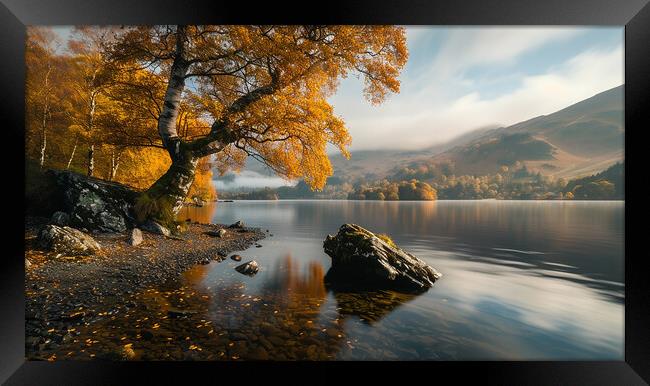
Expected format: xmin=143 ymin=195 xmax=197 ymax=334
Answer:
xmin=219 ymin=162 xmax=624 ymax=201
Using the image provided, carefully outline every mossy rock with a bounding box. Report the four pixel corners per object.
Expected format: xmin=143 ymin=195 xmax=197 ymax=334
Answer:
xmin=323 ymin=224 xmax=442 ymax=292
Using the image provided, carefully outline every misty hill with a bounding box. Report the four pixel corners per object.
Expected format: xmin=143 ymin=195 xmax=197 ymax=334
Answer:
xmin=328 ymin=85 xmax=623 ymax=182
xmin=218 ymin=85 xmax=623 ymax=189
xmin=422 ymin=85 xmax=624 ymax=179
xmin=291 ymin=126 xmax=494 ymax=184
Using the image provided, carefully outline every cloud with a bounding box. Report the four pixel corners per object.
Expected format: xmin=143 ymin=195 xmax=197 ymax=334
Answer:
xmin=328 ymin=27 xmax=623 ymax=151
xmin=429 ymin=253 xmax=624 ymax=356
xmin=429 ymin=27 xmax=581 ymax=78
xmin=214 ymin=170 xmax=295 ymax=191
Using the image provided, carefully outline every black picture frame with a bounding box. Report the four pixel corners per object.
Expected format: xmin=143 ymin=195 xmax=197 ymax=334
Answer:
xmin=1 ymin=0 xmax=647 ymax=384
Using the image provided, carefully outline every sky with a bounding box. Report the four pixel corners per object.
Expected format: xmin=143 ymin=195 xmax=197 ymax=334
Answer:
xmin=50 ymin=25 xmax=624 ymax=154
xmin=329 ymin=26 xmax=623 ymax=151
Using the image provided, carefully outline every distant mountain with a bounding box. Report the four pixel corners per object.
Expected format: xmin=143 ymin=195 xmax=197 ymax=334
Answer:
xmin=326 ymin=126 xmax=495 ymax=181
xmin=424 ymin=86 xmax=624 ymax=179
xmin=222 ymin=85 xmax=624 ymax=188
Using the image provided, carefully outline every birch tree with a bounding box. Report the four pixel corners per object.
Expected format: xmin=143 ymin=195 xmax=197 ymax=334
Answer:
xmin=107 ymin=25 xmax=408 ymax=222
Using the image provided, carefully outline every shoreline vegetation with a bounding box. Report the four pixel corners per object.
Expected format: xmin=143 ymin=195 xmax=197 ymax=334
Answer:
xmin=217 ymin=162 xmax=624 ymax=202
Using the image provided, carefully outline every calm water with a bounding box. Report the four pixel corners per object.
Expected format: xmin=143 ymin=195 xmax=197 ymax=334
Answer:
xmin=175 ymin=200 xmax=624 ymax=360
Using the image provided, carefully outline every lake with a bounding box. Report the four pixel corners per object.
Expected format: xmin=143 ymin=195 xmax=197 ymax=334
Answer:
xmin=175 ymin=199 xmax=624 ymax=360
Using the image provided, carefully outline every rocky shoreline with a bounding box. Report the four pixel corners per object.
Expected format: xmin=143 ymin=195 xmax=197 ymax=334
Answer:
xmin=24 ymin=216 xmax=265 ymax=360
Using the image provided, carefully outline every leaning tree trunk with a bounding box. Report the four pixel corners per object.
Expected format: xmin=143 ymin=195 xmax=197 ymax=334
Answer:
xmin=140 ymin=25 xmax=197 ymax=223
xmin=144 ymin=150 xmax=198 ymax=218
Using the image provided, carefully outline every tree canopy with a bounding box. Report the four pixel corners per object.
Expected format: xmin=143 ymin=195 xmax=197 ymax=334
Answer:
xmin=107 ymin=25 xmax=408 ymax=189
xmin=26 ymin=25 xmax=408 ymax=219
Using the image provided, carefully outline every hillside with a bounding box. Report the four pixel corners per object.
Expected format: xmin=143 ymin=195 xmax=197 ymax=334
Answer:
xmin=422 ymin=86 xmax=624 ymax=179
xmin=216 ymin=86 xmax=624 ymax=190
xmin=563 ymin=162 xmax=624 ymax=200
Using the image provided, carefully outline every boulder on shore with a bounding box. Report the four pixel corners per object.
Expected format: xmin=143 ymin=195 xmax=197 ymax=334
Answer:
xmin=128 ymin=228 xmax=143 ymax=246
xmin=27 ymin=167 xmax=139 ymax=233
xmin=50 ymin=211 xmax=70 ymax=226
xmin=205 ymin=228 xmax=227 ymax=238
xmin=228 ymin=220 xmax=244 ymax=229
xmin=54 ymin=170 xmax=137 ymax=233
xmin=323 ymin=224 xmax=441 ymax=292
xmin=38 ymin=225 xmax=101 ymax=256
xmin=141 ymin=220 xmax=171 ymax=237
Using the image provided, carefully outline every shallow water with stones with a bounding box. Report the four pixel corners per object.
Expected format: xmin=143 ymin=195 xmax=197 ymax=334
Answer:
xmin=44 ymin=200 xmax=624 ymax=360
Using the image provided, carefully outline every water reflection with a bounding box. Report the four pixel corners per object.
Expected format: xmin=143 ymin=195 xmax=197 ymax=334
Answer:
xmin=178 ymin=202 xmax=217 ymax=224
xmin=262 ymin=255 xmax=327 ymax=299
xmin=51 ymin=200 xmax=622 ymax=360
xmin=332 ymin=290 xmax=418 ymax=325
xmin=188 ymin=200 xmax=623 ymax=360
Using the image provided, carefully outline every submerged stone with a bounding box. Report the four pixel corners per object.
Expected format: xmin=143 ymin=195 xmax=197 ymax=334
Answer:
xmin=323 ymin=224 xmax=441 ymax=292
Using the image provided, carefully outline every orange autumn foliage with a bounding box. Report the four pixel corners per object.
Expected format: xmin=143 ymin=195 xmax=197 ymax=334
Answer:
xmin=26 ymin=25 xmax=407 ymax=207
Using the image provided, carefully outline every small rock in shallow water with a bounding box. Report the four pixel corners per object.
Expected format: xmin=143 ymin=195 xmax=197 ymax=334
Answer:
xmin=230 ymin=332 xmax=248 ymax=341
xmin=141 ymin=330 xmax=154 ymax=340
xmin=235 ymin=260 xmax=259 ymax=276
xmin=167 ymin=308 xmax=198 ymax=318
xmin=230 ymin=254 xmax=242 ymax=262
xmin=248 ymin=346 xmax=269 ymax=360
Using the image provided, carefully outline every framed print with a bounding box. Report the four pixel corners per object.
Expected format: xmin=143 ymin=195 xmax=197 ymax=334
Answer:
xmin=1 ymin=0 xmax=648 ymax=384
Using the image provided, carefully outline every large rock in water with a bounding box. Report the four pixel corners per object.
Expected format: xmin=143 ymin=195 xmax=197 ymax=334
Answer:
xmin=323 ymin=224 xmax=442 ymax=292
xmin=38 ymin=225 xmax=101 ymax=255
